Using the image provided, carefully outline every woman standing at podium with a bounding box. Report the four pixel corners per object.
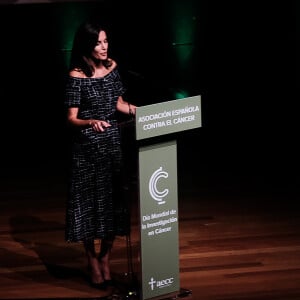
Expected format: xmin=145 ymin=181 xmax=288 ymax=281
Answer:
xmin=64 ymin=19 xmax=137 ymax=289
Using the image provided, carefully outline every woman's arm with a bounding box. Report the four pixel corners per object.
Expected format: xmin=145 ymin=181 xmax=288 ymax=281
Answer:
xmin=67 ymin=107 xmax=111 ymax=132
xmin=116 ymin=96 xmax=137 ymax=116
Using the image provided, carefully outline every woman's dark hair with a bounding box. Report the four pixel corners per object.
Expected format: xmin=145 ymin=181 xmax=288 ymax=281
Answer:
xmin=69 ymin=20 xmax=112 ymax=77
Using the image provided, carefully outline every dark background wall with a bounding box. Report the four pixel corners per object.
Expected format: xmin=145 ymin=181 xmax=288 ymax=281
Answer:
xmin=0 ymin=0 xmax=297 ymax=196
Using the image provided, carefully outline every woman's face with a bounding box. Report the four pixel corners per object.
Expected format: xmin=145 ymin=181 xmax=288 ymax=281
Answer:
xmin=92 ymin=30 xmax=108 ymax=60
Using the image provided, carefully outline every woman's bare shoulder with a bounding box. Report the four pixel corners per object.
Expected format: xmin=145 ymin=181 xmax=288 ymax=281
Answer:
xmin=69 ymin=68 xmax=86 ymax=78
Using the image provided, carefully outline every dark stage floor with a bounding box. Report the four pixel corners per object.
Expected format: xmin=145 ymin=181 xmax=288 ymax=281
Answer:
xmin=0 ymin=132 xmax=299 ymax=300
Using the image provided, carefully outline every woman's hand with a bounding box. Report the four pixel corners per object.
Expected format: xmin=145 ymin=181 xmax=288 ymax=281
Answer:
xmin=89 ymin=120 xmax=111 ymax=132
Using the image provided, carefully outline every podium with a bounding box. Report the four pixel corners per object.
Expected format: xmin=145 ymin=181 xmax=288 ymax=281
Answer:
xmin=135 ymin=95 xmax=202 ymax=300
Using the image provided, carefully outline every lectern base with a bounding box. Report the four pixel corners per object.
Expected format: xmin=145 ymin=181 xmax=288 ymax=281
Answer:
xmin=108 ymin=287 xmax=192 ymax=300
xmin=156 ymin=288 xmax=192 ymax=300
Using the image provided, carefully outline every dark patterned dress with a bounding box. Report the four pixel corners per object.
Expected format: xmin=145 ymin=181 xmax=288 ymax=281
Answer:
xmin=64 ymin=68 xmax=129 ymax=242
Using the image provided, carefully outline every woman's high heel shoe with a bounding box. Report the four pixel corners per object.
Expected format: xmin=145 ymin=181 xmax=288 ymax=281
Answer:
xmin=104 ymin=279 xmax=114 ymax=286
xmin=90 ymin=280 xmax=107 ymax=290
xmin=88 ymin=266 xmax=107 ymax=290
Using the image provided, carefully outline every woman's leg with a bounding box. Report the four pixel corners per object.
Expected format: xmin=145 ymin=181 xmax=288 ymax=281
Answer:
xmin=99 ymin=237 xmax=114 ymax=281
xmin=84 ymin=240 xmax=105 ymax=285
